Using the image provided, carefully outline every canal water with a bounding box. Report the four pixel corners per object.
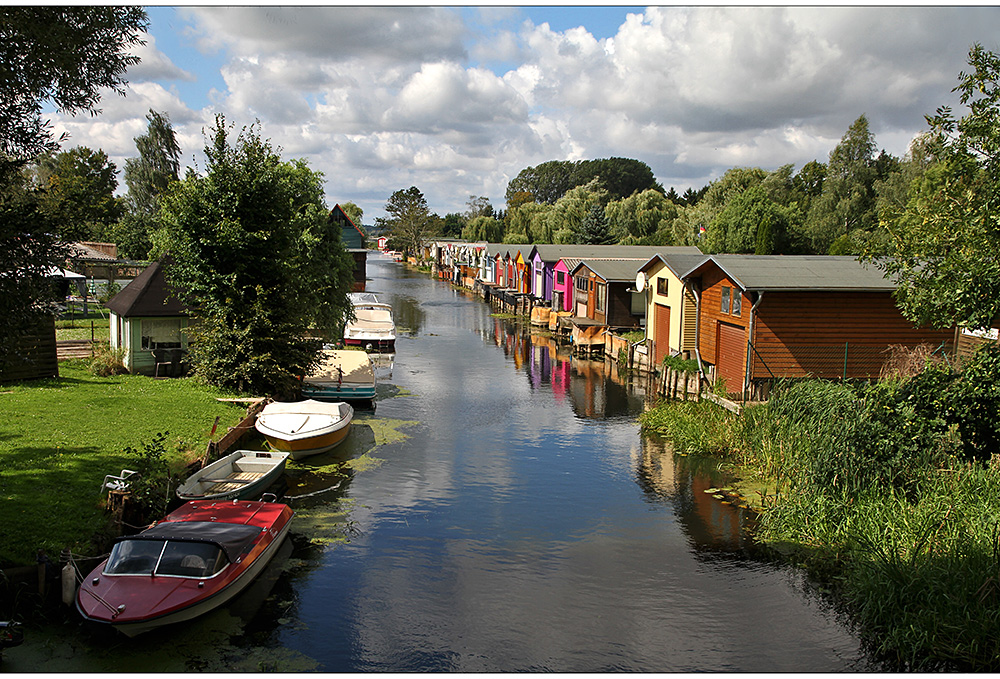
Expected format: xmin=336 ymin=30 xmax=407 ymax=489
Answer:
xmin=7 ymin=253 xmax=875 ymax=672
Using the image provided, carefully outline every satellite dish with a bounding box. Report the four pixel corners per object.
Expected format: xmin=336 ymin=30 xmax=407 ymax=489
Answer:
xmin=635 ymin=271 xmax=647 ymax=292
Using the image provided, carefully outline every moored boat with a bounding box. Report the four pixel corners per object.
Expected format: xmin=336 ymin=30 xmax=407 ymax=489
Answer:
xmin=176 ymin=450 xmax=289 ymax=501
xmin=344 ymin=292 xmax=395 ymax=351
xmin=75 ymin=499 xmax=294 ymax=638
xmin=254 ymin=399 xmax=354 ymax=459
xmin=302 ymin=349 xmax=377 ymax=403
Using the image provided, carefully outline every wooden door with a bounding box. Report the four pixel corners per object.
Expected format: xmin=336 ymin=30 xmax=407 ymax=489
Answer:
xmin=654 ymin=304 xmax=671 ymax=365
xmin=716 ymin=321 xmax=746 ymax=394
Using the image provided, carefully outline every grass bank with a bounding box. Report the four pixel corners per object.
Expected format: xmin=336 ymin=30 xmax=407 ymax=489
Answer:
xmin=0 ymin=360 xmax=248 ymax=567
xmin=640 ymin=345 xmax=1000 ymax=671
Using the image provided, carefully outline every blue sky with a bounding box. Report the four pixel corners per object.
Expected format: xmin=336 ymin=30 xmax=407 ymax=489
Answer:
xmin=51 ymin=6 xmax=1000 ymax=223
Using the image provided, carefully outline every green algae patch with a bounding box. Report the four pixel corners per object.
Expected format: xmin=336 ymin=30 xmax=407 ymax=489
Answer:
xmin=344 ymin=451 xmax=383 ymax=473
xmin=368 ymin=416 xmax=418 ymax=447
xmin=290 ymin=498 xmax=359 ymax=547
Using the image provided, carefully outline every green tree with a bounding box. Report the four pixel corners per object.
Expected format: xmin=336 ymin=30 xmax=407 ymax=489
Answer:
xmin=505 ymin=157 xmax=660 ymax=206
xmin=338 ymin=201 xmax=363 ymax=228
xmin=871 ymin=45 xmax=1000 ymax=331
xmin=33 ymin=146 xmax=122 ymax=241
xmin=704 ymin=185 xmax=793 ymax=254
xmin=575 ymin=204 xmax=615 ymax=245
xmin=804 ymin=115 xmax=888 ymax=254
xmin=155 ymin=116 xmax=355 ymax=396
xmin=123 ymin=110 xmax=180 ymax=218
xmin=376 ymin=186 xmax=436 ymax=258
xmin=605 ymin=188 xmax=679 ymax=245
xmin=462 ymin=215 xmax=504 ymax=242
xmin=442 ymin=213 xmax=464 ymax=238
xmin=670 ymin=168 xmax=767 ymax=245
xmin=0 ymin=7 xmax=147 ymax=171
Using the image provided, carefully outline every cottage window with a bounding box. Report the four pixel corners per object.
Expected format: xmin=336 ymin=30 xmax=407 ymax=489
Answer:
xmin=576 ymin=276 xmax=589 ymax=293
xmin=657 ymin=277 xmax=668 ymax=296
xmin=596 ymin=283 xmax=607 ymax=313
xmin=731 ymin=291 xmax=742 ymax=316
xmin=721 ymin=286 xmax=731 ymax=314
xmin=556 ymin=271 xmax=565 ymax=286
xmin=141 ymin=318 xmax=183 ymax=350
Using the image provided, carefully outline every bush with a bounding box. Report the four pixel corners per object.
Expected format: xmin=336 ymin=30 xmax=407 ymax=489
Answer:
xmin=89 ymin=343 xmax=127 ymax=376
xmin=121 ymin=432 xmax=175 ymax=522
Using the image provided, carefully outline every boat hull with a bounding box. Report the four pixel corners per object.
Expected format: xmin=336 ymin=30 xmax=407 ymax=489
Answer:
xmin=343 ymin=337 xmax=395 ymax=352
xmin=260 ymin=422 xmax=351 ymax=459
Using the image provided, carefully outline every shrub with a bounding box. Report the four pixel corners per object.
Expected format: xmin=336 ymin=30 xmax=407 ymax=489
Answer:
xmin=89 ymin=343 xmax=127 ymax=376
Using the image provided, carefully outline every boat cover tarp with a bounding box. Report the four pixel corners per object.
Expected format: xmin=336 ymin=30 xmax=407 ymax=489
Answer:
xmin=122 ymin=521 xmax=262 ymax=562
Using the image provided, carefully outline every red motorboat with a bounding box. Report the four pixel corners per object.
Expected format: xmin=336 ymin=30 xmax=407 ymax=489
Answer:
xmin=76 ymin=499 xmax=294 ymax=637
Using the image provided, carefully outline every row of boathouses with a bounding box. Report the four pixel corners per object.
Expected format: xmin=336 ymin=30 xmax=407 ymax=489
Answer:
xmin=410 ymin=241 xmax=975 ymax=401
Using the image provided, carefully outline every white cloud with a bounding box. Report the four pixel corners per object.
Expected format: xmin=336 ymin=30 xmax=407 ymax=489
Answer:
xmin=125 ymin=34 xmax=196 ymax=83
xmin=41 ymin=6 xmax=1000 ymax=218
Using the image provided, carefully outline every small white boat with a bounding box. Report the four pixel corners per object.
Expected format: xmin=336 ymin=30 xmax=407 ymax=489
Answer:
xmin=344 ymin=292 xmax=395 ymax=352
xmin=302 ymin=348 xmax=377 ymax=403
xmin=176 ymin=450 xmax=289 ymax=501
xmin=254 ymin=399 xmax=353 ymax=460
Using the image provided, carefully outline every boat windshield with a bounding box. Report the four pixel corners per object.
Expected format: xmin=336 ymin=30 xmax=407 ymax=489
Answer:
xmin=104 ymin=539 xmax=229 ymax=578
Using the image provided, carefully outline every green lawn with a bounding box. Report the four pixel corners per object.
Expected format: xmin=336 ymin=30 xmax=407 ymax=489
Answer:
xmin=55 ymin=312 xmax=110 ymax=342
xmin=0 ymin=360 xmax=249 ymax=566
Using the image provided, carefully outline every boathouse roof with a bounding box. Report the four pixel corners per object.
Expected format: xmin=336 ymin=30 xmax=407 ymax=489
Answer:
xmin=570 ymin=258 xmax=651 ymax=283
xmin=682 ymin=255 xmax=896 ymax=292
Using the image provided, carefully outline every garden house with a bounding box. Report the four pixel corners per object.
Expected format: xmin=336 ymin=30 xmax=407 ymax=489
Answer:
xmin=105 ymin=258 xmax=191 ymax=377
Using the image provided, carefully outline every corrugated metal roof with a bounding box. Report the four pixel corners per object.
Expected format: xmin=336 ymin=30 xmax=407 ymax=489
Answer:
xmin=684 ymin=255 xmax=896 ymax=291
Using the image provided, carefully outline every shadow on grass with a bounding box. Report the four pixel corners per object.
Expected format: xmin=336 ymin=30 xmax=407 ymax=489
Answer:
xmin=2 ymin=443 xmax=127 ymax=567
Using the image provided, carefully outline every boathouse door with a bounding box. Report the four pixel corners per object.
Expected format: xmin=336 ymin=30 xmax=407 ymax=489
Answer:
xmin=716 ymin=321 xmax=746 ymax=395
xmin=654 ymin=304 xmax=671 ymax=364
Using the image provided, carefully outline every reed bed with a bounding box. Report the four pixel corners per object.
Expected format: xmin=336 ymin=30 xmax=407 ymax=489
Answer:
xmin=639 ymin=344 xmax=1000 ymax=670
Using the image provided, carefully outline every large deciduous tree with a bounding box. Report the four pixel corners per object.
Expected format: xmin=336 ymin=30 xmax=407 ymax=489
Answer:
xmin=115 ymin=110 xmax=181 ymax=259
xmin=0 ymin=7 xmax=147 ymax=171
xmin=872 ymin=44 xmax=1000 ymax=331
xmin=376 ymin=186 xmax=436 ymax=258
xmin=33 ymin=146 xmax=122 ymax=242
xmin=605 ymin=188 xmax=679 ymax=245
xmin=505 ymin=157 xmax=661 ymax=206
xmin=804 ymin=115 xmax=883 ymax=254
xmin=155 ymin=116 xmax=355 ymax=396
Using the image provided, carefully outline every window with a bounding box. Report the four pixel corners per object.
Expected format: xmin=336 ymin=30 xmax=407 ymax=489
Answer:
xmin=576 ymin=276 xmax=589 ymax=293
xmin=731 ymin=291 xmax=742 ymax=316
xmin=556 ymin=271 xmax=565 ymax=286
xmin=721 ymin=286 xmax=731 ymax=314
xmin=596 ymin=283 xmax=607 ymax=313
xmin=141 ymin=318 xmax=183 ymax=350
xmin=657 ymin=277 xmax=668 ymax=296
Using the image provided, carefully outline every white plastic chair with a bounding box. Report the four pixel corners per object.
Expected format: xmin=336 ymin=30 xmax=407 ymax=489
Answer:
xmin=102 ymin=469 xmax=138 ymax=493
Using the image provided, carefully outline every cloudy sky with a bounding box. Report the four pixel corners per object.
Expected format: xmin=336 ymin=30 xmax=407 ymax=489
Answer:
xmin=50 ymin=5 xmax=1000 ymax=224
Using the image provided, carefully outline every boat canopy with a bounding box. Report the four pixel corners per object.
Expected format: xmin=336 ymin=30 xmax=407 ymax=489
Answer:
xmin=122 ymin=520 xmax=262 ymax=562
